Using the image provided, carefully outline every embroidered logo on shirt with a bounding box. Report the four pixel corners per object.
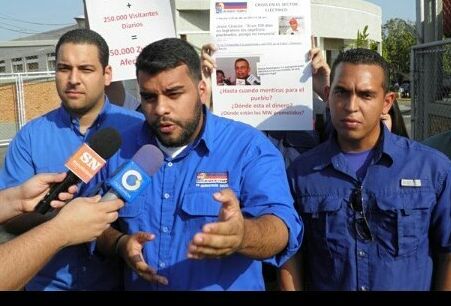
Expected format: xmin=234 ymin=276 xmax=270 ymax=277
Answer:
xmin=196 ymin=172 xmax=229 ymax=188
xmin=400 ymin=179 xmax=422 ymax=187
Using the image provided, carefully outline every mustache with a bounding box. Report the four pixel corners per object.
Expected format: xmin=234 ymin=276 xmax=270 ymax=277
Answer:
xmin=151 ymin=116 xmax=182 ymax=127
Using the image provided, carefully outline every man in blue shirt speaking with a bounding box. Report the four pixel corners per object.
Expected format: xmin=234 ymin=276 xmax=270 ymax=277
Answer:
xmin=0 ymin=29 xmax=143 ymax=290
xmin=97 ymin=38 xmax=303 ymax=290
xmin=283 ymin=48 xmax=451 ymax=290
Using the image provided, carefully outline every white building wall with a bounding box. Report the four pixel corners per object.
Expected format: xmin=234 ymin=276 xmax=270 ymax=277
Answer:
xmin=312 ymin=0 xmax=381 ymax=41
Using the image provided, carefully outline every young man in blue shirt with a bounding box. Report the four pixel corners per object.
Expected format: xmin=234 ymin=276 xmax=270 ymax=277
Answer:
xmin=283 ymin=48 xmax=451 ymax=290
xmin=97 ymin=38 xmax=303 ymax=290
xmin=0 ymin=29 xmax=144 ymax=290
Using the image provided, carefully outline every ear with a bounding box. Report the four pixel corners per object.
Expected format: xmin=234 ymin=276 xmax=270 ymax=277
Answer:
xmin=382 ymin=91 xmax=396 ymax=115
xmin=104 ymin=65 xmax=113 ymax=86
xmin=198 ymin=79 xmax=212 ymax=109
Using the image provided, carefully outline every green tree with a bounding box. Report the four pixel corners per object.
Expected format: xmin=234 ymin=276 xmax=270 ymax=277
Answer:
xmin=345 ymin=25 xmax=378 ymax=51
xmin=356 ymin=25 xmax=378 ymax=50
xmin=382 ymin=18 xmax=416 ymax=83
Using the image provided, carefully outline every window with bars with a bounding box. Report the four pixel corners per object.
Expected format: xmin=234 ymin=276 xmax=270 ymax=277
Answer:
xmin=0 ymin=60 xmax=5 ymax=73
xmin=47 ymin=53 xmax=56 ymax=71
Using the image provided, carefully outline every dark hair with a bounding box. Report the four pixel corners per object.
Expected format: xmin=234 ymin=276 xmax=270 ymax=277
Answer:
xmin=330 ymin=48 xmax=390 ymax=93
xmin=217 ymin=69 xmax=225 ymax=76
xmin=135 ymin=38 xmax=201 ymax=82
xmin=389 ymin=100 xmax=409 ymax=138
xmin=55 ymin=29 xmax=109 ymax=69
xmin=234 ymin=58 xmax=250 ymax=67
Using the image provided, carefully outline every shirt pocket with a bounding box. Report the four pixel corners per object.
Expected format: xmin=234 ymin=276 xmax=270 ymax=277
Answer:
xmin=299 ymin=196 xmax=348 ymax=259
xmin=116 ymin=194 xmax=145 ymax=233
xmin=374 ymin=191 xmax=434 ymax=258
xmin=118 ymin=193 xmax=144 ymax=218
xmin=180 ymin=191 xmax=222 ymax=234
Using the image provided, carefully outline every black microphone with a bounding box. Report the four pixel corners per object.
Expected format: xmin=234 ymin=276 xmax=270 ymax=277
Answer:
xmin=101 ymin=144 xmax=164 ymax=203
xmin=34 ymin=128 xmax=122 ymax=214
xmin=246 ymin=74 xmax=261 ymax=85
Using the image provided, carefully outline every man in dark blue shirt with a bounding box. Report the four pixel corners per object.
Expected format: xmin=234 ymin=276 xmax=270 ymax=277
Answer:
xmin=284 ymin=48 xmax=451 ymax=290
xmin=97 ymin=38 xmax=302 ymax=290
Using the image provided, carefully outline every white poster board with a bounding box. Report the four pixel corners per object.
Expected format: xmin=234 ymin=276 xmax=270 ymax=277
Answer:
xmin=210 ymin=0 xmax=312 ymax=131
xmin=84 ymin=0 xmax=176 ymax=82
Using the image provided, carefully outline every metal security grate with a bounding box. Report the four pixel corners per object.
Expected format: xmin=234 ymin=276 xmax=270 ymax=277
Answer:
xmin=0 ymin=71 xmax=57 ymax=147
xmin=445 ymin=0 xmax=451 ymax=38
xmin=412 ymin=40 xmax=451 ymax=140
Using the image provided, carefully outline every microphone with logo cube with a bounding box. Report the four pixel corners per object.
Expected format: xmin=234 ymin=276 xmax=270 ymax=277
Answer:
xmin=101 ymin=144 xmax=164 ymax=203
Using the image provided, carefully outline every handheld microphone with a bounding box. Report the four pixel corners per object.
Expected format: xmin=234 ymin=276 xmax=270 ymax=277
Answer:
xmin=235 ymin=78 xmax=246 ymax=86
xmin=101 ymin=144 xmax=164 ymax=203
xmin=35 ymin=128 xmax=122 ymax=214
xmin=246 ymin=74 xmax=261 ymax=85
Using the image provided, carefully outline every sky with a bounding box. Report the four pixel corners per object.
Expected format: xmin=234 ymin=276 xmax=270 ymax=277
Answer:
xmin=0 ymin=0 xmax=417 ymax=42
xmin=366 ymin=0 xmax=416 ymax=23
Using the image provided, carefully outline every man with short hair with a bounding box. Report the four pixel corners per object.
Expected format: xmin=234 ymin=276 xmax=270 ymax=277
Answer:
xmin=234 ymin=58 xmax=258 ymax=85
xmin=0 ymin=28 xmax=144 ymax=290
xmin=282 ymin=48 xmax=451 ymax=291
xmin=97 ymin=38 xmax=302 ymax=290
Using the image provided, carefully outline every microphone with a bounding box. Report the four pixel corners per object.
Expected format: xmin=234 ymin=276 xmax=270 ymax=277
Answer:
xmin=35 ymin=128 xmax=122 ymax=214
xmin=246 ymin=74 xmax=261 ymax=85
xmin=235 ymin=78 xmax=246 ymax=86
xmin=101 ymin=144 xmax=164 ymax=203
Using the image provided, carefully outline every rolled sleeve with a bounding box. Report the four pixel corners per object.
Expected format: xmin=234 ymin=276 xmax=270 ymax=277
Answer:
xmin=240 ymin=135 xmax=303 ymax=267
xmin=243 ymin=204 xmax=303 ymax=267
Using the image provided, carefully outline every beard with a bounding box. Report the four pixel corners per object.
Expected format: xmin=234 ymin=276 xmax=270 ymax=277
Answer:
xmin=149 ymin=100 xmax=203 ymax=147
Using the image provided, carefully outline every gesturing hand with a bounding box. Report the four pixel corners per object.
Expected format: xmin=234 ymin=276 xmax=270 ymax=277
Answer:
xmin=187 ymin=188 xmax=245 ymax=259
xmin=117 ymin=232 xmax=168 ymax=285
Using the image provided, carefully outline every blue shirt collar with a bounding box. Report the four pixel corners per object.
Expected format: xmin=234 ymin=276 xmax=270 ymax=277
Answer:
xmin=314 ymin=123 xmax=395 ymax=172
xmin=58 ymin=95 xmax=111 ymax=130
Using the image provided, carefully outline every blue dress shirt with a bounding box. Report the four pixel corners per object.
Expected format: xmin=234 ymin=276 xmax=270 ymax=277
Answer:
xmin=105 ymin=107 xmax=303 ymax=290
xmin=0 ymin=98 xmax=144 ymax=290
xmin=288 ymin=125 xmax=451 ymax=291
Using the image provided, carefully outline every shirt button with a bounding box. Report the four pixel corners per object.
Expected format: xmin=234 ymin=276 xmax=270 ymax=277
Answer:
xmin=167 ymin=162 xmax=173 ymax=167
xmin=159 ymin=262 xmax=166 ymax=268
xmin=164 ymin=193 xmax=170 ymax=199
xmin=358 ymin=250 xmax=366 ymax=257
xmin=360 ymin=285 xmax=369 ymax=291
xmin=162 ymin=226 xmax=169 ymax=233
